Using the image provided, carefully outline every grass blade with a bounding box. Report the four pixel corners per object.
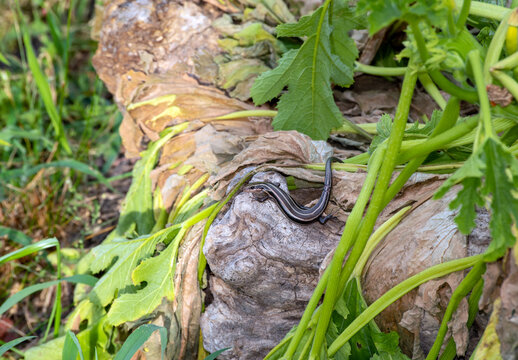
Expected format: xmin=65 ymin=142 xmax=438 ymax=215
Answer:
xmin=0 ymin=160 xmax=114 ymax=190
xmin=22 ymin=31 xmax=71 ymax=154
xmin=0 ymin=226 xmax=32 ymax=246
xmin=0 ymin=336 xmax=36 ymax=356
xmin=63 ymin=330 xmax=84 ymax=360
xmin=0 ymin=274 xmax=98 ymax=317
xmin=204 ymin=348 xmax=231 ymax=360
xmin=0 ymin=238 xmax=58 ymax=265
xmin=113 ymin=324 xmax=167 ymax=360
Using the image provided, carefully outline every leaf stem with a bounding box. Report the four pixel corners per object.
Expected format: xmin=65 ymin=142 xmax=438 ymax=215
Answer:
xmin=304 ymin=145 xmax=385 ymax=358
xmin=491 ymin=51 xmax=518 ymax=70
xmin=354 ymin=62 xmax=407 ymax=76
xmin=468 ymin=50 xmax=494 ymax=144
xmin=456 ymin=0 xmax=472 ymax=30
xmin=396 ymin=116 xmax=478 ymax=164
xmin=418 ymin=73 xmax=447 ymax=109
xmin=482 ymin=10 xmax=512 ymax=84
xmin=491 ymin=69 xmax=518 ymax=102
xmin=453 ymin=0 xmax=510 ymax=20
xmin=384 ymin=97 xmax=460 ymax=206
xmin=425 ymin=262 xmax=486 ymax=360
xmin=311 ymin=66 xmax=418 ymax=358
xmin=409 ymin=20 xmax=477 ymax=102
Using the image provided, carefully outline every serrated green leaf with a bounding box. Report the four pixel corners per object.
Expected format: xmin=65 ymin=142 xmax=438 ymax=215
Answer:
xmin=106 ymin=229 xmax=182 ymax=325
xmin=481 ymin=139 xmax=518 ymax=260
xmin=87 ymin=227 xmax=178 ymax=307
xmin=251 ymin=49 xmax=298 ymax=105
xmin=357 ymin=0 xmax=448 ymax=35
xmin=369 ymin=114 xmax=393 ymax=153
xmin=277 ymin=7 xmax=323 ymax=37
xmin=330 ymin=0 xmax=360 ymax=74
xmin=372 ymin=331 xmax=409 ymax=360
xmin=251 ymin=3 xmax=356 ymax=140
xmin=435 ymin=138 xmax=518 ymax=261
xmin=406 ymin=110 xmax=441 ymax=136
xmin=449 ymin=177 xmax=484 ymax=234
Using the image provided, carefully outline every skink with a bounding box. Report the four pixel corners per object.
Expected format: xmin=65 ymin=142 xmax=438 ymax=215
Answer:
xmin=248 ymin=157 xmax=343 ymax=224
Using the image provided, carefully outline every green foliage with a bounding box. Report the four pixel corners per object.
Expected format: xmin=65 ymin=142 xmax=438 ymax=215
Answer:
xmin=63 ymin=330 xmax=85 ymax=360
xmin=204 ymin=348 xmax=231 ymax=360
xmin=113 ymin=324 xmax=167 ymax=360
xmin=251 ymin=0 xmax=357 ymax=140
xmin=0 ymin=274 xmax=98 ymax=317
xmin=0 ymin=225 xmax=32 ymax=246
xmin=0 ymin=336 xmax=35 ymax=356
xmin=25 ymin=319 xmax=111 ymax=360
xmin=435 ymin=138 xmax=518 ymax=260
xmin=107 ymin=123 xmax=189 ymax=240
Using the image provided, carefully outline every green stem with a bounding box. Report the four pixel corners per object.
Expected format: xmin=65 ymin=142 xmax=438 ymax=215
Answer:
xmin=469 ymin=50 xmax=494 ymax=146
xmin=491 ymin=51 xmax=518 ymax=70
xmin=491 ymin=69 xmax=518 ymax=102
xmin=311 ymin=66 xmax=418 ymax=358
xmin=425 ymin=262 xmax=486 ymax=360
xmin=211 ymin=110 xmax=278 ymax=120
xmin=453 ymin=0 xmax=510 ymax=20
xmin=354 ymin=62 xmax=407 ymax=76
xmin=352 ymin=205 xmax=412 ymax=279
xmin=438 ymin=276 xmax=484 ymax=360
xmin=53 ymin=242 xmax=62 ymax=338
xmin=306 ymin=145 xmax=386 ymax=359
xmin=409 ymin=20 xmax=477 ymax=102
xmin=281 ymin=267 xmax=330 ymax=359
xmin=483 ymin=10 xmax=512 ymax=84
xmin=418 ymin=73 xmax=447 ymax=109
xmin=397 ymin=116 xmax=478 ymax=164
xmin=456 ymin=0 xmax=472 ymax=30
xmin=327 ymin=255 xmax=484 ymax=357
xmin=447 ymin=2 xmax=457 ymax=35
xmin=384 ymin=97 xmax=460 ymax=206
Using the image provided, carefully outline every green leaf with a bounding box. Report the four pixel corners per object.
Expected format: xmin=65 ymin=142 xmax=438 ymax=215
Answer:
xmin=435 ymin=138 xmax=518 ymax=261
xmin=87 ymin=227 xmax=178 ymax=308
xmin=0 ymin=336 xmax=35 ymax=356
xmin=481 ymin=139 xmax=518 ymax=260
xmin=0 ymin=275 xmax=98 ymax=317
xmin=369 ymin=114 xmax=393 ymax=153
xmin=0 ymin=238 xmax=58 ymax=265
xmin=63 ymin=331 xmax=84 ymax=360
xmin=449 ymin=177 xmax=485 ymax=233
xmin=0 ymin=52 xmax=9 ymax=66
xmin=25 ymin=319 xmax=110 ymax=360
xmin=113 ymin=324 xmax=167 ymax=360
xmin=251 ymin=1 xmax=356 ymax=140
xmin=0 ymin=160 xmax=113 ymax=190
xmin=108 ymin=123 xmax=189 ymax=240
xmin=0 ymin=226 xmax=32 ymax=246
xmin=22 ymin=31 xmax=71 ymax=154
xmin=106 ymin=230 xmax=181 ymax=325
xmin=357 ymin=0 xmax=448 ymax=35
xmin=204 ymin=348 xmax=231 ymax=360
